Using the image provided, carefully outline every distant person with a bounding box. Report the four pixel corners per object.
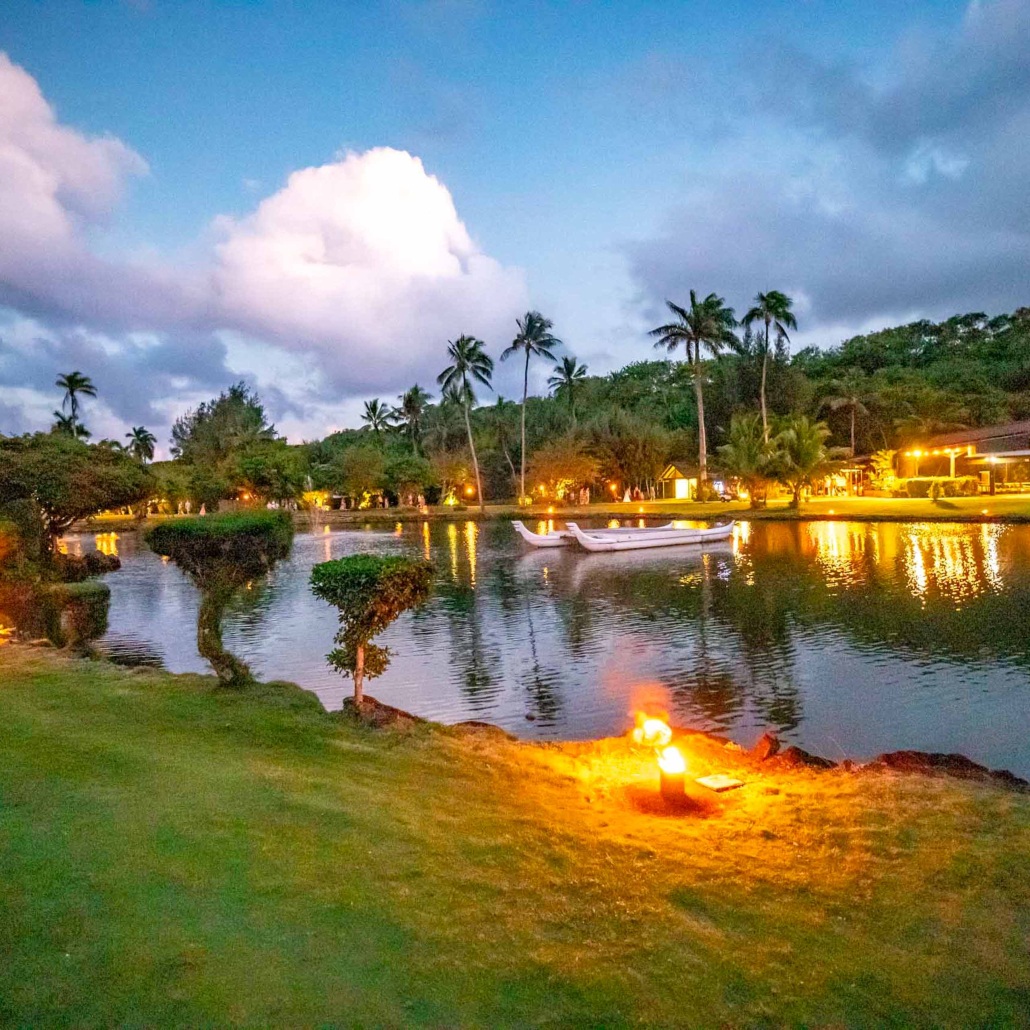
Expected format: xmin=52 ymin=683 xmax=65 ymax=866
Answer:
xmin=199 ymin=503 xmax=206 ymax=516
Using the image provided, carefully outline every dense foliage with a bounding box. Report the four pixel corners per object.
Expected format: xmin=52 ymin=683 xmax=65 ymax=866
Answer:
xmin=146 ymin=512 xmax=294 ymax=684
xmin=310 ymin=554 xmax=433 ymax=703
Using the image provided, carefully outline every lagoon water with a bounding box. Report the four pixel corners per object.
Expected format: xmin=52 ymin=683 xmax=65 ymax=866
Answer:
xmin=65 ymin=518 xmax=1030 ymax=776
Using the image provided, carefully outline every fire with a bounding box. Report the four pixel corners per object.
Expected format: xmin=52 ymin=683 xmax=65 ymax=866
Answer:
xmin=657 ymin=746 xmax=686 ymax=775
xmin=632 ymin=714 xmax=672 ymax=748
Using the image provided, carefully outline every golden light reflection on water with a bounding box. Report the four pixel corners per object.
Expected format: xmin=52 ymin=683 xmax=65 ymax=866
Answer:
xmin=900 ymin=523 xmax=999 ymax=606
xmin=421 ymin=521 xmax=431 ymax=562
xmin=95 ymin=532 xmax=119 ymax=557
xmin=447 ymin=522 xmax=458 ymax=582
xmin=806 ymin=521 xmax=868 ymax=589
xmin=465 ymin=521 xmax=478 ymax=588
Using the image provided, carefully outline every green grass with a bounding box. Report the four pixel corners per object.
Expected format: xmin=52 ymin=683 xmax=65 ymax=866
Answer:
xmin=3 ymin=650 xmax=1030 ymax=1025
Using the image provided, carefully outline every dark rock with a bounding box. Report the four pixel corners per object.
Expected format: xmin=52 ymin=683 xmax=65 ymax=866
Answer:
xmin=872 ymin=750 xmax=1028 ymax=790
xmin=777 ymin=745 xmax=837 ymax=770
xmin=751 ymin=731 xmax=780 ymax=761
xmin=454 ymin=720 xmax=516 ymax=741
xmin=525 ymin=713 xmax=537 ymax=721
xmin=341 ymin=694 xmax=423 ymax=729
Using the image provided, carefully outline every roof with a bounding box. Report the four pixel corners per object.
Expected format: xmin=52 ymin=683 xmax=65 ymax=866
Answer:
xmin=926 ymin=421 xmax=1030 ymax=447
xmin=660 ymin=459 xmax=699 ymax=479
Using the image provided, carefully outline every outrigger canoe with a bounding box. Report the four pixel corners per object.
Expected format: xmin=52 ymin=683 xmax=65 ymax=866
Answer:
xmin=568 ymin=520 xmax=735 ymax=552
xmin=512 ymin=520 xmax=675 ymax=548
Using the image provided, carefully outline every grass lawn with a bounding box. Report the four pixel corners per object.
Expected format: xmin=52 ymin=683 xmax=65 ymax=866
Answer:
xmin=2 ymin=650 xmax=1030 ymax=1024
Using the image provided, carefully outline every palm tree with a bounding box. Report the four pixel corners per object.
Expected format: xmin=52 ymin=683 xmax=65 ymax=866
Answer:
xmin=501 ymin=311 xmax=562 ymax=503
xmin=394 ymin=385 xmax=431 ymax=454
xmin=821 ymin=368 xmax=870 ymax=456
xmin=742 ymin=291 xmax=797 ymax=442
xmin=55 ymin=371 xmax=97 ymax=426
xmin=125 ymin=425 xmax=157 ymax=464
xmin=775 ymin=415 xmax=830 ymax=509
xmin=547 ymin=355 xmax=588 ymax=424
xmin=51 ymin=411 xmax=91 ymax=439
xmin=437 ymin=335 xmax=494 ymax=513
xmin=717 ymin=412 xmax=772 ymax=509
xmin=650 ymin=292 xmax=737 ymax=485
xmin=361 ymin=398 xmax=394 ymax=440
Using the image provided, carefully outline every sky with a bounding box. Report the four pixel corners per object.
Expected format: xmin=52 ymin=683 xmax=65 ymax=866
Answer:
xmin=1 ymin=0 xmax=1028 ymax=455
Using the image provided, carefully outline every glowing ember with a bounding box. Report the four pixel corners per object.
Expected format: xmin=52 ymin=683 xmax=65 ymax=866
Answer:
xmin=657 ymin=746 xmax=686 ymax=775
xmin=633 ymin=716 xmax=673 ymax=748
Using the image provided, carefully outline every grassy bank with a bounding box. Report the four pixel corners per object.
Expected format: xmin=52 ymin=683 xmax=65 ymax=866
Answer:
xmin=79 ymin=493 xmax=1030 ymax=533
xmin=2 ymin=649 xmax=1029 ymax=1025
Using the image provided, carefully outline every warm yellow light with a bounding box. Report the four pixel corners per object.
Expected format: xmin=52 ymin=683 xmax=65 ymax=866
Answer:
xmin=633 ymin=717 xmax=673 ymax=748
xmin=638 ymin=506 xmax=644 ymax=513
xmin=657 ymin=746 xmax=686 ymax=775
xmin=828 ymin=509 xmax=835 ymax=515
xmin=465 ymin=485 xmax=474 ymax=496
xmin=982 ymin=509 xmax=989 ymax=515
xmin=547 ymin=506 xmax=554 ymax=514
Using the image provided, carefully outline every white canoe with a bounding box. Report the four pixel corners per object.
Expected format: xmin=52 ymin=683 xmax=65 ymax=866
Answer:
xmin=570 ymin=521 xmax=735 ymax=552
xmin=512 ymin=520 xmax=572 ymax=547
xmin=566 ymin=520 xmax=675 ymax=537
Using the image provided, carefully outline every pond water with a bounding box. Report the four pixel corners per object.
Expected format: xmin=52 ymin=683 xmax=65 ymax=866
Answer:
xmin=59 ymin=518 xmax=1030 ymax=776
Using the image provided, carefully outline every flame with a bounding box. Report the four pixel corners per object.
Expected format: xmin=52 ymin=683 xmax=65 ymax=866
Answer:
xmin=632 ymin=714 xmax=672 ymax=748
xmin=657 ymin=746 xmax=686 ymax=775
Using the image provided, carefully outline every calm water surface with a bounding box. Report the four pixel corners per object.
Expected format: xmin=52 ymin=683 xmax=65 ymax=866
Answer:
xmin=65 ymin=519 xmax=1030 ymax=775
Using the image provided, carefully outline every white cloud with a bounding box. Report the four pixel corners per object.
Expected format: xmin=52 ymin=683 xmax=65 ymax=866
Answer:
xmin=212 ymin=147 xmax=527 ymax=391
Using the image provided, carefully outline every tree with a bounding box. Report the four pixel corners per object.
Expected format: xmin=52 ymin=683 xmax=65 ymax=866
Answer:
xmin=526 ymin=436 xmax=599 ymax=501
xmin=233 ymin=441 xmax=306 ymax=503
xmin=361 ymin=398 xmax=395 ymax=440
xmin=55 ymin=371 xmax=97 ymax=430
xmin=422 ymin=386 xmax=467 ymax=454
xmin=437 ymin=335 xmax=494 ymax=513
xmin=821 ymin=369 xmax=870 ymax=455
xmin=774 ymin=415 xmax=830 ymax=509
xmin=650 ymin=292 xmax=737 ymax=485
xmin=171 ymin=382 xmax=276 ymax=465
xmin=338 ymin=445 xmax=387 ymax=503
xmin=742 ymin=291 xmax=797 ymax=442
xmin=717 ymin=412 xmax=772 ymax=509
xmin=547 ymin=355 xmax=588 ymax=424
xmin=51 ymin=412 xmax=90 ymax=439
xmin=146 ymin=513 xmax=293 ymax=686
xmin=125 ymin=426 xmax=157 ymax=464
xmin=587 ymin=409 xmax=669 ymax=491
xmin=311 ymin=555 xmax=433 ymax=705
xmin=394 ymin=385 xmax=431 ymax=453
xmin=0 ymin=433 xmax=152 ymax=555
xmin=501 ymin=311 xmax=562 ymax=502
xmin=385 ymin=453 xmax=436 ymax=504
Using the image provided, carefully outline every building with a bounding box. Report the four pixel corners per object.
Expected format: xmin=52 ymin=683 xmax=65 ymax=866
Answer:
xmin=658 ymin=460 xmax=698 ymax=500
xmin=907 ymin=421 xmax=1030 ymax=492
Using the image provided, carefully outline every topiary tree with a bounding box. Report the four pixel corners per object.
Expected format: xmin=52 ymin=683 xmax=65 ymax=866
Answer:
xmin=146 ymin=512 xmax=293 ymax=686
xmin=310 ymin=555 xmax=433 ymax=705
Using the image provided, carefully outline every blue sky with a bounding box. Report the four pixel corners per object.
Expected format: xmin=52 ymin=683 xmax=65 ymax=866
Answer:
xmin=1 ymin=0 xmax=1027 ymax=451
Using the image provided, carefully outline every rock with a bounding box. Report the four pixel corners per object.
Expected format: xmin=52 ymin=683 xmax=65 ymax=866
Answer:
xmin=525 ymin=713 xmax=537 ymax=721
xmin=751 ymin=731 xmax=780 ymax=761
xmin=872 ymin=750 xmax=1029 ymax=790
xmin=454 ymin=721 xmax=516 ymax=741
xmin=341 ymin=694 xmax=422 ymax=729
xmin=777 ymin=745 xmax=837 ymax=770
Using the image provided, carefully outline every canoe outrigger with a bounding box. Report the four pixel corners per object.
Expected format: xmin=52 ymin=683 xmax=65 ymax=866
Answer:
xmin=567 ymin=521 xmax=735 ymax=552
xmin=512 ymin=520 xmax=676 ymax=548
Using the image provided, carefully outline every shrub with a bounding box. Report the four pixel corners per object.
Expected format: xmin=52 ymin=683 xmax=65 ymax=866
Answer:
xmin=146 ymin=512 xmax=294 ymax=685
xmin=310 ymin=555 xmax=433 ymax=705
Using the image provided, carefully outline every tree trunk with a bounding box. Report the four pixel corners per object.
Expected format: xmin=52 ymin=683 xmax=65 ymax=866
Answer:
xmin=520 ymin=350 xmax=529 ymax=503
xmin=353 ymin=642 xmax=364 ymax=705
xmin=850 ymin=406 xmax=856 ymax=456
xmin=694 ymin=356 xmax=707 ymax=485
xmin=760 ymin=317 xmax=770 ymax=443
xmin=464 ymin=394 xmax=485 ymax=514
xmin=197 ymin=585 xmax=251 ymax=686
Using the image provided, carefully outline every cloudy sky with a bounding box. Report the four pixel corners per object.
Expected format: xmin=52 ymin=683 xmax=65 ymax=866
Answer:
xmin=1 ymin=0 xmax=1028 ymax=454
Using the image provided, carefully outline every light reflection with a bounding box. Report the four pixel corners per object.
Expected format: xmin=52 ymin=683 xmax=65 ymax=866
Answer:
xmin=95 ymin=532 xmax=119 ymax=557
xmin=465 ymin=521 xmax=478 ymax=588
xmin=806 ymin=521 xmax=867 ymax=589
xmin=421 ymin=521 xmax=431 ymax=562
xmin=447 ymin=522 xmax=458 ymax=582
xmin=982 ymin=524 xmax=1003 ymax=592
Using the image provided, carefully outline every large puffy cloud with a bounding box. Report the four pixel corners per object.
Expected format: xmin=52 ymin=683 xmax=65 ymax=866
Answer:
xmin=627 ymin=0 xmax=1030 ymax=343
xmin=0 ymin=53 xmax=525 ymax=440
xmin=212 ymin=148 xmax=526 ymax=391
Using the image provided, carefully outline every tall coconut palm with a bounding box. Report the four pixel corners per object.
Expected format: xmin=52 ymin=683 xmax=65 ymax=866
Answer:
xmin=650 ymin=292 xmax=737 ymax=485
xmin=361 ymin=398 xmax=394 ymax=440
xmin=742 ymin=291 xmax=797 ymax=442
xmin=437 ymin=335 xmax=494 ymax=513
xmin=501 ymin=311 xmax=562 ymax=503
xmin=55 ymin=371 xmax=97 ymax=426
xmin=125 ymin=425 xmax=157 ymax=463
xmin=775 ymin=415 xmax=830 ymax=509
xmin=547 ymin=355 xmax=588 ymax=424
xmin=821 ymin=368 xmax=871 ymax=456
xmin=394 ymin=385 xmax=431 ymax=454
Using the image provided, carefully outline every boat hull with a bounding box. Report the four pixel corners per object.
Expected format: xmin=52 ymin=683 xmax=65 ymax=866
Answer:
xmin=570 ymin=522 xmax=735 ymax=552
xmin=511 ymin=520 xmax=571 ymax=547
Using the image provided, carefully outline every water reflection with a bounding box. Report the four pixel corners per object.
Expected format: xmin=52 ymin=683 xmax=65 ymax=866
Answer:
xmin=61 ymin=519 xmax=1030 ymax=775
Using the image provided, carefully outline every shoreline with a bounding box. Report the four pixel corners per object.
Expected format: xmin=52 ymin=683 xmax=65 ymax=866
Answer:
xmin=73 ymin=493 xmax=1030 ymax=533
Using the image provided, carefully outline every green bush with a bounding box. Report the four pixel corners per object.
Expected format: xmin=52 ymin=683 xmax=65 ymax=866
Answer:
xmin=311 ymin=554 xmax=433 ymax=704
xmin=146 ymin=512 xmax=294 ymax=685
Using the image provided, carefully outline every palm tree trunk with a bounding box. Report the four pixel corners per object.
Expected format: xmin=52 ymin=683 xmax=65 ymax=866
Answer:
xmin=694 ymin=356 xmax=707 ymax=486
xmin=520 ymin=351 xmax=529 ymax=503
xmin=760 ymin=318 xmax=770 ymax=443
xmin=464 ymin=397 xmax=485 ymax=514
xmin=850 ymin=406 xmax=856 ymax=456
